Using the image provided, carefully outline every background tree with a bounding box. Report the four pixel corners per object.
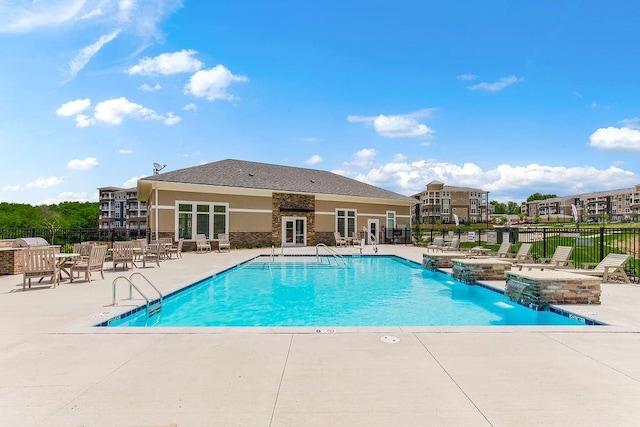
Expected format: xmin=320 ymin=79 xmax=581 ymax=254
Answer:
xmin=526 ymin=193 xmax=557 ymax=202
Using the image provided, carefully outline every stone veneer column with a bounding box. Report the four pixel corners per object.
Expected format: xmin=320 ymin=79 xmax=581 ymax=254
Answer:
xmin=272 ymin=193 xmax=316 ymax=246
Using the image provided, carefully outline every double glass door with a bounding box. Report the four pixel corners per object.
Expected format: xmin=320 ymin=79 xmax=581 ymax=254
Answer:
xmin=282 ymin=217 xmax=306 ymax=246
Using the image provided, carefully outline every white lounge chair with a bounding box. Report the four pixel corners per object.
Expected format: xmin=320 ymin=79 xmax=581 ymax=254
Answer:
xmin=569 ymin=253 xmax=631 ymax=283
xmin=516 ymin=246 xmax=574 ymax=271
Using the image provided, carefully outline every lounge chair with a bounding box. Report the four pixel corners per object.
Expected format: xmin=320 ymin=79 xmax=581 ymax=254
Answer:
xmin=516 ymin=246 xmax=574 ymax=271
xmin=334 ymin=231 xmax=347 ymax=247
xmin=471 ymin=241 xmax=511 ymax=259
xmin=568 ymin=253 xmax=631 ymax=283
xmin=23 ymin=247 xmax=58 ymax=290
xmin=442 ymin=237 xmax=461 ymax=252
xmin=427 ymin=237 xmax=445 ymax=252
xmin=506 ymin=243 xmax=533 ymax=263
xmin=217 ymin=233 xmax=230 ymax=252
xmin=71 ymin=245 xmax=107 ymax=282
xmin=195 ymin=234 xmax=211 ymax=253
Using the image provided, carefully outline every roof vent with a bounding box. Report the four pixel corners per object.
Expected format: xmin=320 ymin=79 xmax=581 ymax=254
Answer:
xmin=248 ymin=173 xmax=254 ymax=177
xmin=310 ymin=179 xmax=315 ymax=183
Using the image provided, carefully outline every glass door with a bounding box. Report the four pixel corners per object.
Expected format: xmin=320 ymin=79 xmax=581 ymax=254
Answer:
xmin=282 ymin=217 xmax=306 ymax=247
xmin=367 ymin=219 xmax=379 ymax=245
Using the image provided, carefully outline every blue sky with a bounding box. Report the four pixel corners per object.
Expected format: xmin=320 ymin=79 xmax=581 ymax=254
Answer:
xmin=1 ymin=1 xmax=639 ymax=206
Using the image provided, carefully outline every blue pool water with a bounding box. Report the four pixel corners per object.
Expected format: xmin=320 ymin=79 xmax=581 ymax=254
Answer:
xmin=105 ymin=256 xmax=595 ymax=327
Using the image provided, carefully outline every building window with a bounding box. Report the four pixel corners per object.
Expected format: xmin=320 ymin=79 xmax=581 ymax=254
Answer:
xmin=336 ymin=209 xmax=356 ymax=237
xmin=386 ymin=211 xmax=396 ymax=229
xmin=178 ymin=202 xmax=228 ymax=239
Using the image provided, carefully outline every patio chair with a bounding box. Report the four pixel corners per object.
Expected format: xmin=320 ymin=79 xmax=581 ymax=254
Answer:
xmin=195 ymin=234 xmax=211 ymax=253
xmin=217 ymin=233 xmax=230 ymax=252
xmin=142 ymin=242 xmax=161 ymax=268
xmin=569 ymin=253 xmax=631 ymax=283
xmin=112 ymin=241 xmax=136 ymax=271
xmin=23 ymin=247 xmax=58 ymax=290
xmin=516 ymin=246 xmax=575 ymax=271
xmin=71 ymin=245 xmax=107 ymax=282
xmin=167 ymin=238 xmax=184 ymax=259
xmin=334 ymin=231 xmax=347 ymax=247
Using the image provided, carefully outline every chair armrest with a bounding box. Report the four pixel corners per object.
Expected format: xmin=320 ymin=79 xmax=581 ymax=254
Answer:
xmin=581 ymin=262 xmax=598 ymax=269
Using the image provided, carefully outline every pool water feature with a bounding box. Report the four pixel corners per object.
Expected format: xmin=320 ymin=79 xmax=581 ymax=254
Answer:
xmin=104 ymin=255 xmax=599 ymax=327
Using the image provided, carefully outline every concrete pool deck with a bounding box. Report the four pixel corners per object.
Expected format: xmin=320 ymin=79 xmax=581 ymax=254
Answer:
xmin=1 ymin=245 xmax=640 ymax=426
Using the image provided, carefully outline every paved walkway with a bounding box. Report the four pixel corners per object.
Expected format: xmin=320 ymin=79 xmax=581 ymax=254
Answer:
xmin=1 ymin=245 xmax=640 ymax=426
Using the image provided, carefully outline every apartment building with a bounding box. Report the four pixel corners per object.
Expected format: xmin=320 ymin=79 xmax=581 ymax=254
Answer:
xmin=413 ymin=181 xmax=489 ymax=225
xmin=97 ymin=186 xmax=147 ymax=236
xmin=525 ymin=184 xmax=640 ymax=222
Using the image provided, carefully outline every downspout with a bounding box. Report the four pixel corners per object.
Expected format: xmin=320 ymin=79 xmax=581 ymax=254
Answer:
xmin=154 ymin=183 xmax=159 ymax=240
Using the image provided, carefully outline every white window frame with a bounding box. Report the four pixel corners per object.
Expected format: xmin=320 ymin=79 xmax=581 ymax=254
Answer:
xmin=176 ymin=201 xmax=229 ymax=240
xmin=336 ymin=208 xmax=357 ymax=238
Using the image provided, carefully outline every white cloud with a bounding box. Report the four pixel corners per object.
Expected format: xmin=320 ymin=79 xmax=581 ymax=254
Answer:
xmin=304 ymin=155 xmax=322 ymax=165
xmin=75 ymin=114 xmax=93 ymax=127
xmin=456 ymin=74 xmax=477 ymax=81
xmin=67 ymin=157 xmax=99 ymax=170
xmin=129 ymin=50 xmax=204 ymax=75
xmin=163 ymin=112 xmax=181 ymax=126
xmin=469 ymin=75 xmax=522 ymax=92
xmin=347 ymin=108 xmax=435 ymax=138
xmin=139 ymin=83 xmax=162 ymax=92
xmin=56 ymin=99 xmax=91 ymax=117
xmin=335 ymin=157 xmax=638 ymax=202
xmin=26 ymin=177 xmax=62 ymax=189
xmin=93 ymin=97 xmax=158 ymax=124
xmin=618 ymin=118 xmax=640 ymax=130
xmin=589 ymin=126 xmax=640 ymax=151
xmin=184 ymin=65 xmax=249 ymax=101
xmin=67 ymin=30 xmax=120 ymax=80
xmin=1 ymin=184 xmax=21 ymax=192
xmin=342 ymin=148 xmax=377 ymax=169
xmin=183 ymin=103 xmax=197 ymax=111
xmin=0 ymin=1 xmax=87 ymax=33
xmin=123 ymin=176 xmax=145 ymax=188
xmin=118 ymin=149 xmax=133 ymax=154
xmin=80 ymin=8 xmax=103 ymax=20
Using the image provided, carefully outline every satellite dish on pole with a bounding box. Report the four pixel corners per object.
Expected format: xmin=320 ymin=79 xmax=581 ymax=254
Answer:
xmin=153 ymin=163 xmax=166 ymax=175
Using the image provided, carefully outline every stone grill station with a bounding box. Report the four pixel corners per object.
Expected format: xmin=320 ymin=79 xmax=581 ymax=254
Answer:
xmin=0 ymin=238 xmax=51 ymax=275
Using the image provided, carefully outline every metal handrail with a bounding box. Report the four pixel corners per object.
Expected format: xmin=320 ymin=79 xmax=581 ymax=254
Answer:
xmin=129 ymin=272 xmax=163 ymax=307
xmin=316 ymin=243 xmax=348 ymax=268
xmin=363 ymin=226 xmax=378 ymax=253
xmin=111 ymin=273 xmax=163 ymax=319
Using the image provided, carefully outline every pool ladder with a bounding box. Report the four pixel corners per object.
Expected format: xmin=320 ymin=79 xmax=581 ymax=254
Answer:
xmin=316 ymin=243 xmax=348 ymax=268
xmin=112 ymin=272 xmax=163 ymax=319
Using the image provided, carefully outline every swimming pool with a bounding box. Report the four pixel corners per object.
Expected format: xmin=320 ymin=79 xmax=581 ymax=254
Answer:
xmin=104 ymin=255 xmax=599 ymax=327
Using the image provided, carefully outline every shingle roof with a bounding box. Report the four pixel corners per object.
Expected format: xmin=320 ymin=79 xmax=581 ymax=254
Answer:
xmin=141 ymin=159 xmax=415 ymax=203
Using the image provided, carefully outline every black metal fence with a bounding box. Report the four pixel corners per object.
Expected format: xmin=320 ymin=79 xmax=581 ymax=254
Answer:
xmin=0 ymin=228 xmax=147 ymax=247
xmin=418 ymin=226 xmax=640 ymax=283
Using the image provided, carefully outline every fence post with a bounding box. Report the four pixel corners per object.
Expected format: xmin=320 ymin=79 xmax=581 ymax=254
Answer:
xmin=542 ymin=228 xmax=547 ymax=258
xmin=599 ymin=227 xmax=605 ymax=260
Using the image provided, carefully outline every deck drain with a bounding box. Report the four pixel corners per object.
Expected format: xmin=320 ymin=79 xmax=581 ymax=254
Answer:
xmin=380 ymin=335 xmax=400 ymax=344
